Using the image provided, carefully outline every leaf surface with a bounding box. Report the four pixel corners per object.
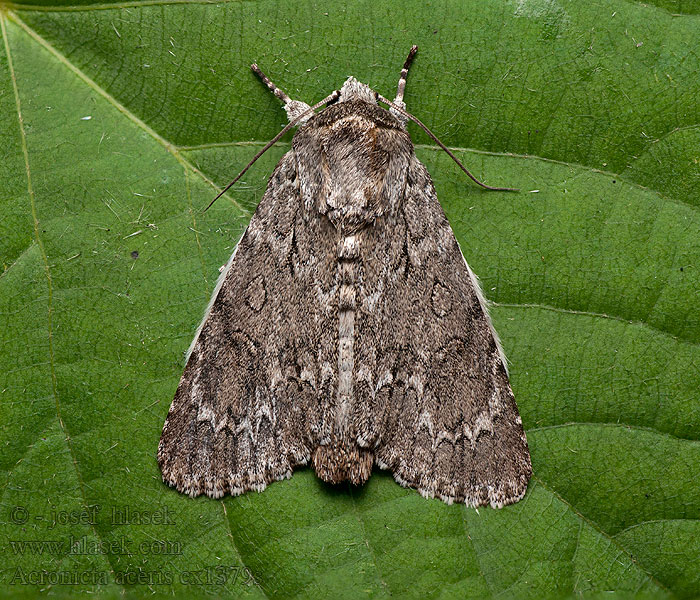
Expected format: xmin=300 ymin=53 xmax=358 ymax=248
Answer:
xmin=1 ymin=1 xmax=699 ymax=597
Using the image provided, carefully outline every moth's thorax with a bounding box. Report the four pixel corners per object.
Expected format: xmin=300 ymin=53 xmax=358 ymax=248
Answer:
xmin=294 ymin=100 xmax=412 ymax=232
xmin=307 ymin=99 xmax=404 ymax=131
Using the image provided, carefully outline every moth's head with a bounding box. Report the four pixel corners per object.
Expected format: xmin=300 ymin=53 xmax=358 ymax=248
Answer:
xmin=338 ymin=77 xmax=378 ymax=104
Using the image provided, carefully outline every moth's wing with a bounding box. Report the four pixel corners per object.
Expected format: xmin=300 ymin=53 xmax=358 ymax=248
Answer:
xmin=353 ymin=155 xmax=532 ymax=508
xmin=158 ymin=151 xmax=338 ymax=498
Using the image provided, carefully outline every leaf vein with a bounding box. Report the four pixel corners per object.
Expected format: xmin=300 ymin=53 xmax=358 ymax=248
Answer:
xmin=494 ymin=302 xmax=700 ymax=349
xmin=9 ymin=11 xmax=250 ymax=216
xmin=1 ymin=13 xmax=124 ymax=594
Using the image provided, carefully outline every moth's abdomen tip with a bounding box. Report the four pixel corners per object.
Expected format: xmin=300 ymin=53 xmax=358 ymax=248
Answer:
xmin=312 ymin=444 xmax=373 ymax=486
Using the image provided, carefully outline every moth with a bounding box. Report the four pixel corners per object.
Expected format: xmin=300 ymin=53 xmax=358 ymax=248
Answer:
xmin=158 ymin=46 xmax=532 ymax=507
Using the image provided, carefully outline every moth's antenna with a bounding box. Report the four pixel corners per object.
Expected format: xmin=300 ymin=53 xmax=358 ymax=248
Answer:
xmin=378 ymin=93 xmax=519 ymax=192
xmin=203 ymin=89 xmax=340 ymax=213
xmin=395 ymin=45 xmax=418 ymax=105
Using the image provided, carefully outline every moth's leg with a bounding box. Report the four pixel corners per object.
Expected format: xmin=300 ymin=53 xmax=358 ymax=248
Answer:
xmin=251 ymin=63 xmax=292 ymax=104
xmin=251 ymin=63 xmax=312 ymax=123
xmin=394 ymin=45 xmax=418 ymax=106
xmin=389 ymin=45 xmax=418 ymax=126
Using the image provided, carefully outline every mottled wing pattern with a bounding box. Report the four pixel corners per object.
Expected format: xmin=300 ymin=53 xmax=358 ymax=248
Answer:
xmin=158 ymin=152 xmax=339 ymax=498
xmin=352 ymin=155 xmax=532 ymax=507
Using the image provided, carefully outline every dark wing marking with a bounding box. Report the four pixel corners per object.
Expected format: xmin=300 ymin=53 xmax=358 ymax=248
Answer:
xmin=352 ymin=155 xmax=532 ymax=507
xmin=158 ymin=152 xmax=338 ymax=498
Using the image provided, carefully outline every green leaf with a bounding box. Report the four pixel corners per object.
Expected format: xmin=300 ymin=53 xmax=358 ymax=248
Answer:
xmin=1 ymin=1 xmax=698 ymax=598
